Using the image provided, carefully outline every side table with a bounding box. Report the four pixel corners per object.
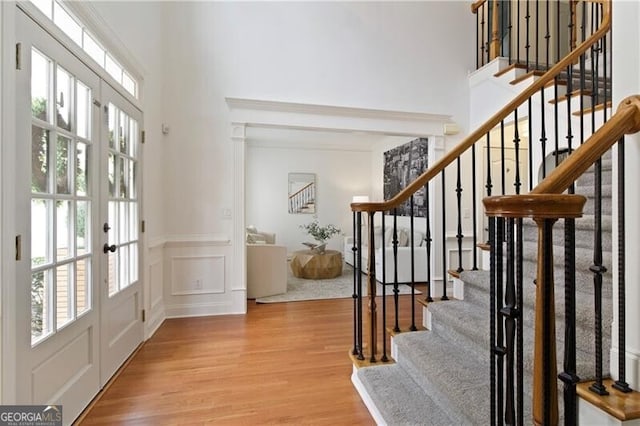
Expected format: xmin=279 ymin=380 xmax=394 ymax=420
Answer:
xmin=290 ymin=249 xmax=343 ymax=279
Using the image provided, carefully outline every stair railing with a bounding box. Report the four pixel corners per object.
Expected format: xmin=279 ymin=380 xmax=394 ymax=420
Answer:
xmin=350 ymin=0 xmax=610 ymax=367
xmin=484 ymin=96 xmax=640 ymax=425
xmin=472 ymin=0 xmax=587 ymax=71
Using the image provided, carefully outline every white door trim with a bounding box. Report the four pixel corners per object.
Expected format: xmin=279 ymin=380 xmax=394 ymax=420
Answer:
xmin=226 ymin=97 xmax=454 ymax=313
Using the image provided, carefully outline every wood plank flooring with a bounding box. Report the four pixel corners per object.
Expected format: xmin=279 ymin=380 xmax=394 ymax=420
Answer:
xmin=77 ymin=292 xmax=423 ymax=425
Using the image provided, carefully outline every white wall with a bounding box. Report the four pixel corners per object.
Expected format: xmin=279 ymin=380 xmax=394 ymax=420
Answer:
xmin=82 ymin=2 xmax=475 ymax=316
xmin=246 ymin=143 xmax=371 ymax=253
xmin=161 ymin=1 xmax=474 ymax=238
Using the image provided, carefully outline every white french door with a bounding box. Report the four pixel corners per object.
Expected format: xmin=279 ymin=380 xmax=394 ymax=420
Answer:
xmin=98 ymin=83 xmax=143 ymax=384
xmin=14 ymin=9 xmax=143 ymax=424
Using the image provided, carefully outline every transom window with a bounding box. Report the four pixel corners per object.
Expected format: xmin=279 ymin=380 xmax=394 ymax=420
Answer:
xmin=30 ymin=0 xmax=138 ymax=98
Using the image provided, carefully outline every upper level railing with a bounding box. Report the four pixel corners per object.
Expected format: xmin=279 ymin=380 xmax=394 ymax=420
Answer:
xmin=472 ymin=0 xmax=600 ymax=71
xmin=348 ymin=0 xmax=640 ymax=423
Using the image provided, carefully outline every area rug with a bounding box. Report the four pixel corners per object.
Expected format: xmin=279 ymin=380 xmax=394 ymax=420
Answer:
xmin=255 ymin=264 xmax=421 ymax=304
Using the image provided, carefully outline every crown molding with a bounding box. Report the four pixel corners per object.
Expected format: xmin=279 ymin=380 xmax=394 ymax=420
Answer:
xmin=226 ymin=97 xmax=452 ymax=123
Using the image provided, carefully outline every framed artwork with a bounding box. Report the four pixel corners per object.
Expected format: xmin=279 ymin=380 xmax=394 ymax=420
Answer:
xmin=288 ymin=172 xmax=316 ymax=214
xmin=383 ymin=137 xmax=429 ymax=217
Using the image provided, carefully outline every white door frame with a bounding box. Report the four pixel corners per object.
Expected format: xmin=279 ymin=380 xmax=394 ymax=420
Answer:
xmin=226 ymin=97 xmax=453 ymax=313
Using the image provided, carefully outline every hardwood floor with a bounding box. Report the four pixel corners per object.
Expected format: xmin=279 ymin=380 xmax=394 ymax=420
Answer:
xmin=78 ymin=294 xmax=421 ymax=425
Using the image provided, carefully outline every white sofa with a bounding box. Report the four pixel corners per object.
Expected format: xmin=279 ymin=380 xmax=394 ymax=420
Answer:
xmin=246 ymin=227 xmax=287 ymax=299
xmin=344 ymin=226 xmax=429 ymax=284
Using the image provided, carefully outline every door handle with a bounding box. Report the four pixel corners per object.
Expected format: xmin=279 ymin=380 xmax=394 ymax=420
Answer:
xmin=103 ymin=243 xmax=117 ymax=253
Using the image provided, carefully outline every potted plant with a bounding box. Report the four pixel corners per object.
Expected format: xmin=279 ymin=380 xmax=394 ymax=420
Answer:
xmin=300 ymin=218 xmax=341 ymax=253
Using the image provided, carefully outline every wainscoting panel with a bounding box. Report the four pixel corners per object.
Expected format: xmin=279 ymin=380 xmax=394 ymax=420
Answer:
xmin=170 ymin=255 xmax=225 ymax=296
xmin=149 ymin=259 xmax=163 ymax=311
xmin=145 ymin=243 xmax=165 ymax=338
xmin=163 ymin=239 xmax=241 ymax=318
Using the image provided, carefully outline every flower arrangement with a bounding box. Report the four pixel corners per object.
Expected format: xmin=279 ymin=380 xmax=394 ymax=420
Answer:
xmin=300 ymin=219 xmax=341 ymax=244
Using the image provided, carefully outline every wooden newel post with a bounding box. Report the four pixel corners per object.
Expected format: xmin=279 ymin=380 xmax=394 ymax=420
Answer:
xmin=484 ymin=194 xmax=586 ymax=425
xmin=533 ymin=218 xmax=558 ymax=426
xmin=367 ymin=212 xmax=377 ymax=363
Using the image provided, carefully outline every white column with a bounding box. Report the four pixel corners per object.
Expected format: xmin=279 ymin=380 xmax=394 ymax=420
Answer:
xmin=611 ymin=0 xmax=640 ymax=390
xmin=231 ymin=122 xmax=247 ymax=313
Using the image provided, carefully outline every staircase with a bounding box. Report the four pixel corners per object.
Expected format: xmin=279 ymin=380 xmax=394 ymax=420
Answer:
xmin=348 ymin=1 xmax=640 ymax=423
xmin=352 ymin=157 xmax=614 ymax=424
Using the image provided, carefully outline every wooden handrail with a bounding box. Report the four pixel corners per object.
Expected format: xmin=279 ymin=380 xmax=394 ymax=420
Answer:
xmin=531 ymin=96 xmax=640 ymax=195
xmin=351 ymin=0 xmax=610 ymax=214
xmin=471 ymin=0 xmax=486 ymax=14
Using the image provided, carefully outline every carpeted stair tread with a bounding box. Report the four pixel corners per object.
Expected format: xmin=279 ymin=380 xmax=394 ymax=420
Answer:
xmin=459 ymin=268 xmax=612 ymax=345
xmin=426 ymin=294 xmax=607 ymax=381
xmin=355 ymin=363 xmax=462 ymax=425
xmin=520 ymin=241 xmax=613 ymax=285
xmin=393 ymin=331 xmax=492 ymax=425
xmin=521 ymin=216 xmax=612 ymax=250
xmin=356 ymin=364 xmax=458 ymax=426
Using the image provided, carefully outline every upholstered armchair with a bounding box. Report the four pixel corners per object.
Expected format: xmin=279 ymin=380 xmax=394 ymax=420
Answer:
xmin=246 ymin=227 xmax=287 ymax=299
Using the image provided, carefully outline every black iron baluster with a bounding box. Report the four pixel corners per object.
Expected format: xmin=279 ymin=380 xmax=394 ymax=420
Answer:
xmin=500 ymin=120 xmax=506 ymax=194
xmin=368 ymin=211 xmax=377 ymax=363
xmin=506 ymin=0 xmax=512 ymax=61
xmin=528 ymin=97 xmax=533 ymax=192
xmin=351 ymin=211 xmax=359 ymax=356
xmin=559 ymin=214 xmax=579 ymax=425
xmin=409 ymin=197 xmax=417 ymax=331
xmin=393 ymin=209 xmax=400 ymax=333
xmin=441 ymin=169 xmax=449 ymax=301
xmin=545 ymin=0 xmax=550 ymax=71
xmin=525 ymin=0 xmax=531 ymax=71
xmin=540 ymin=84 xmax=548 ymax=178
xmin=425 ymin=183 xmax=433 ymax=302
xmin=472 ymin=144 xmax=478 ymax=270
xmin=556 ymin=0 xmax=560 ymax=65
xmin=489 ymin=215 xmax=497 ymax=426
xmin=381 ymin=213 xmax=388 ymax=363
xmin=481 ymin=4 xmax=487 ymax=67
xmin=516 ymin=217 xmax=524 ymax=425
xmin=502 ymin=218 xmax=517 ymax=425
xmin=456 ymin=157 xmax=464 ymax=273
xmin=356 ymin=212 xmax=364 ymax=360
xmin=577 ymin=0 xmax=586 ymax=147
xmin=486 ymin=132 xmax=493 ymax=199
xmin=486 ymin=132 xmax=493 ymax=246
xmin=588 ymin=156 xmax=608 ymax=396
xmin=554 ymin=77 xmax=560 ymax=168
xmin=535 ymin=0 xmax=539 ymax=70
xmin=476 ymin=8 xmax=480 ymax=69
xmin=513 ymin=111 xmax=522 ymax=195
xmin=566 ymin=61 xmax=575 ymax=164
xmin=495 ymin=217 xmax=505 ymax=426
xmin=613 ymin=138 xmax=631 ymax=393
